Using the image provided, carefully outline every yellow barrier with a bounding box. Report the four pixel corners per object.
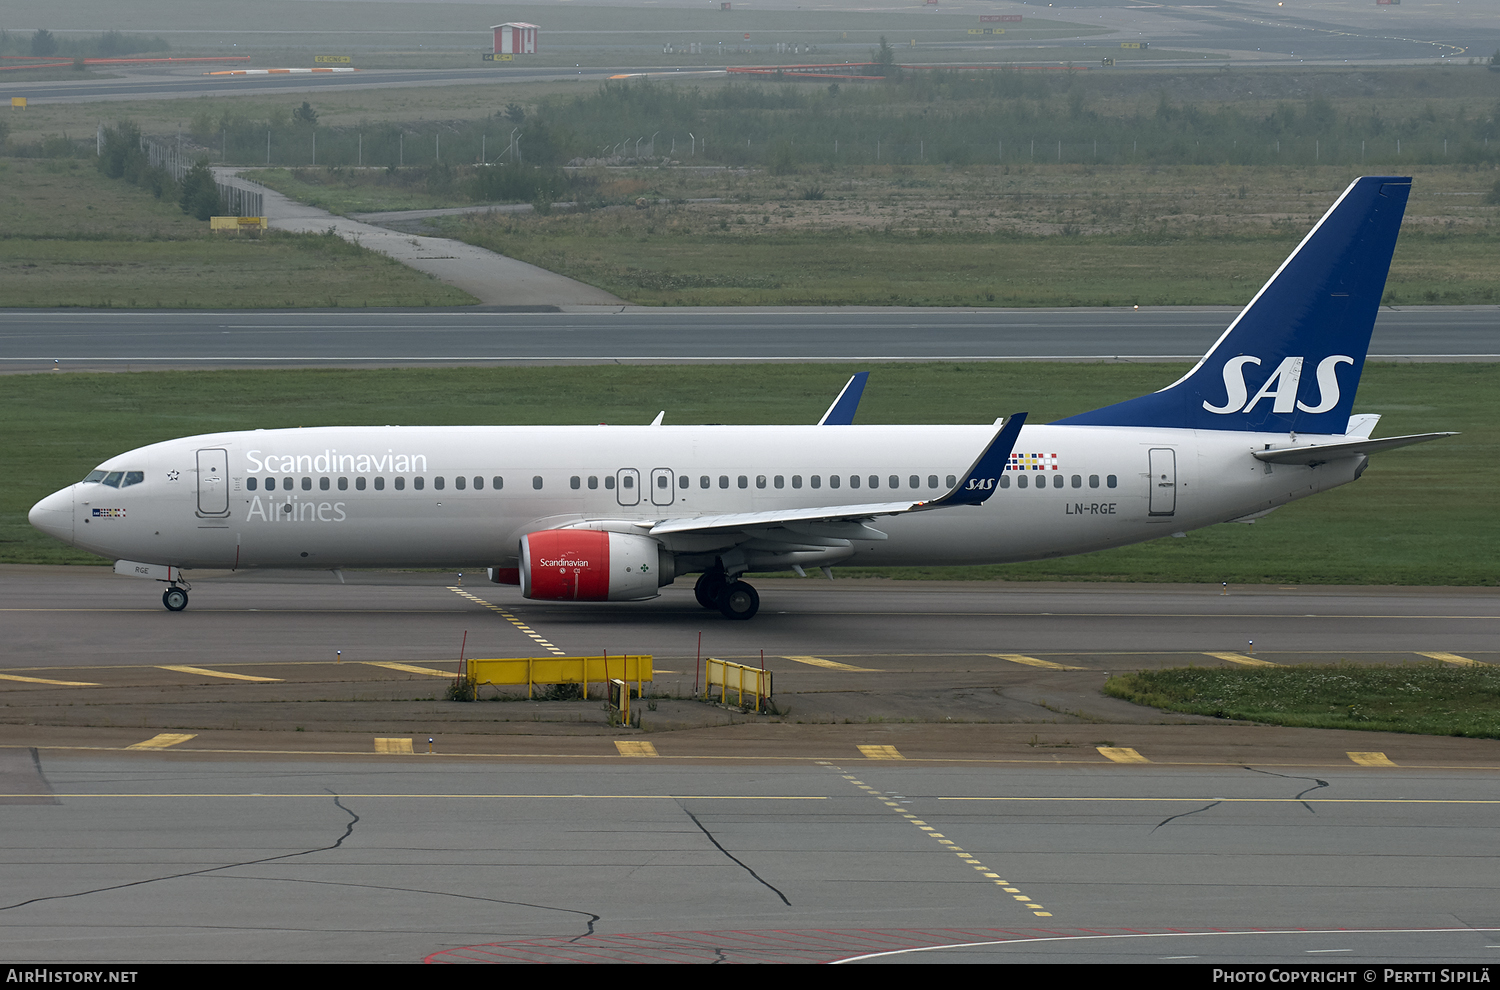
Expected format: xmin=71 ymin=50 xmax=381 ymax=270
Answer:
xmin=468 ymin=655 xmax=652 ymax=699
xmin=11 ymin=97 xmax=26 ymax=109
xmin=210 ymin=216 xmax=267 ymax=232
xmin=703 ymin=657 xmax=772 ymax=712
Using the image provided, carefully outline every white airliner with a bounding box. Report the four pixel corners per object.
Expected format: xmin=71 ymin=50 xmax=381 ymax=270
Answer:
xmin=29 ymin=176 xmax=1452 ymax=620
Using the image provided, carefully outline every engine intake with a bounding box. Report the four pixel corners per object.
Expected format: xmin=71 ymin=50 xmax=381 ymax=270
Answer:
xmin=519 ymin=529 xmax=672 ymax=602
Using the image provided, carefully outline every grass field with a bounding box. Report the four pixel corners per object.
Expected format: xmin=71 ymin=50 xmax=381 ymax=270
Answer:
xmin=242 ymin=162 xmax=1499 ymax=308
xmin=0 ymin=157 xmax=475 ymax=308
xmin=4 ymin=363 xmax=1491 ymax=585
xmin=1104 ymin=664 xmax=1500 ymax=739
xmin=432 ymin=164 xmax=1498 ymax=307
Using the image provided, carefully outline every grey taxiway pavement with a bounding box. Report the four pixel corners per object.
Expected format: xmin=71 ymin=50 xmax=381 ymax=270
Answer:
xmin=3 ymin=569 xmax=1498 ymax=962
xmin=2 ymin=306 xmax=1496 ymax=371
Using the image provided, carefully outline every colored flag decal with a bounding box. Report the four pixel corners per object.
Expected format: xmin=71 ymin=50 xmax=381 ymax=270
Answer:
xmin=1007 ymin=453 xmax=1059 ymax=471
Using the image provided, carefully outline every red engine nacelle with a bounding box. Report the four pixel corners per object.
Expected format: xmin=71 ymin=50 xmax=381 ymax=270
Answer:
xmin=519 ymin=529 xmax=671 ymax=602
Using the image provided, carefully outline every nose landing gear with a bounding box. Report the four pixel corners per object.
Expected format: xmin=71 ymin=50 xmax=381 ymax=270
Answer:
xmin=162 ymin=585 xmax=189 ymax=612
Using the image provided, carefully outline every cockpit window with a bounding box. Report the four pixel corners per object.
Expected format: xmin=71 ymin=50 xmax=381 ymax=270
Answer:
xmin=101 ymin=472 xmax=123 ymax=488
xmin=122 ymin=471 xmax=144 ymax=488
xmin=83 ymin=470 xmax=107 ymax=483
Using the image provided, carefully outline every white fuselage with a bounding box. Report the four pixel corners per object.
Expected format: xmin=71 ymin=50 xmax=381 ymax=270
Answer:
xmin=31 ymin=423 xmax=1363 ymax=574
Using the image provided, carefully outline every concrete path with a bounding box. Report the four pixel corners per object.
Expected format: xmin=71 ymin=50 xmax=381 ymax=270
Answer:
xmin=213 ymin=169 xmax=625 ymax=309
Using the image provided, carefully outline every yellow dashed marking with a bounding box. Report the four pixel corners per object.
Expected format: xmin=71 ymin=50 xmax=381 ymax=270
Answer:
xmin=448 ymin=587 xmax=566 ymax=656
xmin=784 ymin=655 xmax=880 ymax=672
xmin=614 ymin=741 xmax=659 ymax=757
xmin=832 ymin=768 xmax=1053 ymax=918
xmin=374 ymin=737 xmax=414 ymax=754
xmin=1098 ymin=747 xmax=1151 ymax=764
xmin=990 ymin=653 xmax=1085 ymax=670
xmin=1348 ymin=751 xmax=1397 ymax=767
xmin=126 ymin=733 xmax=196 ymax=750
xmin=0 ymin=673 xmax=100 ymax=686
xmin=158 ymin=665 xmax=282 ymax=683
xmin=1205 ymin=652 xmax=1279 ymax=667
xmin=1418 ymin=652 xmax=1486 ymax=667
xmin=858 ymin=744 xmax=905 ymax=760
xmin=365 ymin=662 xmax=454 ymax=677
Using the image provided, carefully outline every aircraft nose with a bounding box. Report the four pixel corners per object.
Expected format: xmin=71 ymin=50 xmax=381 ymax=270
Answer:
xmin=28 ymin=487 xmax=74 ymax=544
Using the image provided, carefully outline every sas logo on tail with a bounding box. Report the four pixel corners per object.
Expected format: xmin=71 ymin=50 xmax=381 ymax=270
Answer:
xmin=1204 ymin=355 xmax=1353 ymax=415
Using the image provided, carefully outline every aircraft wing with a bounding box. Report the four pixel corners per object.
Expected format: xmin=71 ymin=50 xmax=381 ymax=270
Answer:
xmin=646 ymin=413 xmax=1028 ymax=538
xmin=1252 ymin=431 xmax=1456 ymax=466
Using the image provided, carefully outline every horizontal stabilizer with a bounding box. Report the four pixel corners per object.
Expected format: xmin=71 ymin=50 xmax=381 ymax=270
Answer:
xmin=1252 ymin=432 xmax=1457 ymax=465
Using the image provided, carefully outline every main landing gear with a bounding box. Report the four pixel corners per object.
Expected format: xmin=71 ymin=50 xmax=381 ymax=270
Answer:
xmin=694 ymin=569 xmax=760 ymax=621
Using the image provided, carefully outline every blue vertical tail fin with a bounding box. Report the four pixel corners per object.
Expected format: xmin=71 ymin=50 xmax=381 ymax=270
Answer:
xmin=1056 ymin=176 xmax=1411 ymax=435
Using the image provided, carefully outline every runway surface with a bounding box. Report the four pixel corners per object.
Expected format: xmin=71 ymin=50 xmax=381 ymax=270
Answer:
xmin=2 ymin=306 xmax=1496 ymax=371
xmin=3 ymin=571 xmax=1497 ymax=963
xmin=3 ymin=753 xmax=1499 ymax=964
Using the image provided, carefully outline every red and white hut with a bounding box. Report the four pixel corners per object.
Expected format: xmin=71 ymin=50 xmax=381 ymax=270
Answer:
xmin=492 ymin=23 xmax=539 ymax=55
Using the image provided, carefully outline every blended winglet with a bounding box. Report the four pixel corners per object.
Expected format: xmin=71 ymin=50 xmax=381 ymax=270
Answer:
xmin=923 ymin=412 xmax=1028 ymax=508
xmin=818 ymin=372 xmax=870 ymax=426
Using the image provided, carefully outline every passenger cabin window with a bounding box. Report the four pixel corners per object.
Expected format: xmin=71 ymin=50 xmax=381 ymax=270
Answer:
xmin=606 ymin=476 xmax=616 ymax=490
xmin=374 ymin=477 xmax=385 ymax=491
xmin=1072 ymin=475 xmax=1082 ymax=489
xmin=718 ymin=476 xmax=729 ymax=489
xmin=775 ymin=476 xmax=785 ymax=489
xmin=338 ymin=477 xmax=348 ymax=491
xmin=869 ymin=476 xmax=879 ymax=489
xmin=811 ymin=476 xmax=821 ymax=489
xmin=1053 ymin=475 xmax=1064 ymax=489
xmin=455 ymin=476 xmax=466 ymax=490
xmin=320 ymin=477 xmax=330 ymax=491
xmin=570 ymin=476 xmax=581 ymax=490
xmin=830 ymin=476 xmax=840 ymax=489
xmin=849 ymin=475 xmax=859 ymax=489
xmin=264 ymin=477 xmax=276 ymax=491
xmin=909 ymin=475 xmax=919 ymax=489
xmin=999 ymin=475 xmax=1011 ymax=489
xmin=433 ymin=477 xmax=443 ymax=491
xmin=658 ymin=475 xmax=670 ymax=490
xmin=532 ymin=476 xmax=543 ymax=490
xmin=473 ymin=476 xmax=484 ymax=490
xmin=1018 ymin=475 xmax=1028 ymax=489
xmin=700 ymin=476 xmax=710 ymax=489
xmin=946 ymin=475 xmax=956 ymax=488
xmin=1107 ymin=475 xmax=1118 ymax=488
xmin=679 ymin=476 xmax=689 ymax=489
xmin=283 ymin=477 xmax=292 ymax=490
xmin=394 ymin=477 xmax=405 ymax=491
xmin=414 ymin=477 xmax=425 ymax=491
xmin=738 ymin=475 xmax=748 ymax=489
xmin=928 ymin=475 xmax=938 ymax=489
xmin=356 ymin=477 xmax=367 ymax=491
xmin=756 ymin=475 xmax=767 ymax=489
xmin=1089 ymin=475 xmax=1100 ymax=489
xmin=889 ymin=475 xmax=899 ymax=489
xmin=247 ymin=477 xmax=258 ymax=491
xmin=792 ymin=475 xmax=803 ymax=489
xmin=587 ymin=476 xmax=598 ymax=490
xmin=302 ymin=477 xmax=312 ymax=491
xmin=493 ymin=476 xmax=504 ymax=490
